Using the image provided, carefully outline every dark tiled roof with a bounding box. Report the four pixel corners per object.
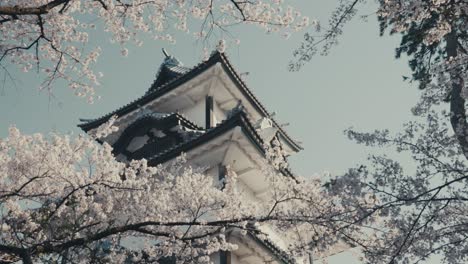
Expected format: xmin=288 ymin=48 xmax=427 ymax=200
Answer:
xmin=112 ymin=112 xmax=202 ymax=149
xmin=146 ymin=110 xmax=263 ymax=166
xmin=149 ymin=56 xmax=190 ymax=91
xmin=144 ymin=110 xmax=296 ymax=179
xmin=78 ymin=51 xmax=302 ymax=152
xmin=78 ymin=53 xmax=221 ymax=131
xmin=215 ymin=53 xmax=302 ymax=152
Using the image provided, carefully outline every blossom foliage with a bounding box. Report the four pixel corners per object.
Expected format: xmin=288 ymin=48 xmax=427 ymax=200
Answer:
xmin=0 ymin=0 xmax=310 ymax=101
xmin=0 ymin=121 xmax=371 ymax=263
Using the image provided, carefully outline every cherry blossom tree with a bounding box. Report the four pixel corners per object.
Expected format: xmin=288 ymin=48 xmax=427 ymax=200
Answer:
xmin=327 ymin=111 xmax=468 ymax=263
xmin=0 ymin=0 xmax=310 ymax=102
xmin=291 ymin=0 xmax=467 ymax=159
xmin=0 ymin=118 xmax=374 ymax=263
xmin=290 ymin=1 xmax=468 ymax=263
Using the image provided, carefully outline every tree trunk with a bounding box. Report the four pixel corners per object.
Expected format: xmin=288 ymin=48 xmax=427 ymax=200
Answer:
xmin=446 ymin=31 xmax=468 ymax=159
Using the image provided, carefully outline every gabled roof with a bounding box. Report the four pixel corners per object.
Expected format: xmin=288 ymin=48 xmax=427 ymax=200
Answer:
xmin=145 ymin=110 xmax=295 ymax=178
xmin=78 ymin=51 xmax=302 ymax=152
xmin=146 ymin=110 xmax=262 ymax=165
xmin=130 ymin=112 xmax=202 ymax=131
xmin=149 ymin=53 xmax=190 ymax=90
xmin=111 ymin=112 xmax=203 ymax=159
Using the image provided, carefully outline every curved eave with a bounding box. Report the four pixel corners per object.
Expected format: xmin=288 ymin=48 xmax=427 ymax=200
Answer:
xmin=147 ymin=111 xmax=264 ymax=166
xmin=146 ymin=111 xmax=297 ymax=180
xmin=78 ymin=51 xmax=302 ymax=152
xmin=170 ymin=113 xmax=202 ymax=130
xmin=78 ymin=54 xmax=222 ymax=132
xmin=217 ymin=53 xmax=303 ymax=152
xmin=111 ymin=113 xmax=203 ymax=154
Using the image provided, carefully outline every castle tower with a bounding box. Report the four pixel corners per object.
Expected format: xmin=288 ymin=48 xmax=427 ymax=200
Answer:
xmin=79 ymin=50 xmax=303 ymax=264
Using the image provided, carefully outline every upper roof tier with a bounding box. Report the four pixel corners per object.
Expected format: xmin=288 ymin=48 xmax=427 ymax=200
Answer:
xmin=149 ymin=50 xmax=191 ymax=91
xmin=78 ymin=50 xmax=303 ymax=153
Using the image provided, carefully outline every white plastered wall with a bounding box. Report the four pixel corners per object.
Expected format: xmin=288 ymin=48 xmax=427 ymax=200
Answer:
xmin=181 ymin=100 xmax=205 ymax=128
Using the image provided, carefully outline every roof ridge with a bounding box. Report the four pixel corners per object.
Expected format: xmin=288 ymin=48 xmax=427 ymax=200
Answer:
xmin=78 ymin=51 xmax=302 ymax=152
xmin=173 ymin=112 xmax=203 ymax=130
xmin=78 ymin=52 xmax=222 ymax=130
xmin=219 ymin=52 xmax=302 ymax=151
xmin=147 ymin=52 xmax=220 ymax=93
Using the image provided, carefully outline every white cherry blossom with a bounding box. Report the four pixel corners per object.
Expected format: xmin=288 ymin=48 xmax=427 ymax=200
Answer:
xmin=0 ymin=0 xmax=310 ymax=101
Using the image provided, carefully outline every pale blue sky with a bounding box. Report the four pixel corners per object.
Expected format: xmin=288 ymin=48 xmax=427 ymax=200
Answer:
xmin=0 ymin=0 xmax=420 ymax=176
xmin=0 ymin=1 xmax=428 ymax=263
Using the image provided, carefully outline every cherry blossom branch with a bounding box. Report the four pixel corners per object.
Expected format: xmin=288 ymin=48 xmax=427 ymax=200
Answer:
xmin=289 ymin=0 xmax=360 ymax=71
xmin=0 ymin=0 xmax=70 ymax=16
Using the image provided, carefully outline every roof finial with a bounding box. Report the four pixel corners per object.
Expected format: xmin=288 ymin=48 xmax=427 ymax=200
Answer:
xmin=162 ymin=48 xmax=170 ymax=58
xmin=160 ymin=49 xmax=184 ymax=68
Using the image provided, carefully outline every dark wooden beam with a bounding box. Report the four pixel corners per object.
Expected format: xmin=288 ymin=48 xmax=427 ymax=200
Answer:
xmin=206 ymin=95 xmax=214 ymax=129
